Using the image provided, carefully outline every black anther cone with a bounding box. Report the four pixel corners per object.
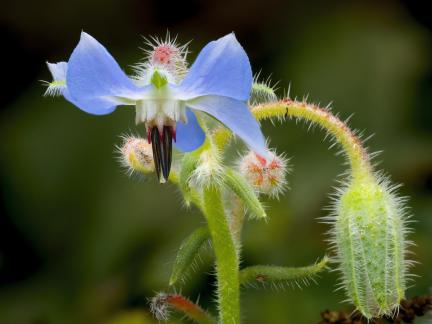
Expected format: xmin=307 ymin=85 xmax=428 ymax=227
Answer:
xmin=150 ymin=126 xmax=173 ymax=183
xmin=162 ymin=126 xmax=173 ymax=181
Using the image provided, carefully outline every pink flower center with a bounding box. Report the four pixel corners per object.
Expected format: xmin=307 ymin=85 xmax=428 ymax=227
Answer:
xmin=152 ymin=45 xmax=178 ymax=66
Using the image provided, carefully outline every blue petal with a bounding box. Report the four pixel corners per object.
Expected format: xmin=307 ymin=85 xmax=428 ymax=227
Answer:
xmin=176 ymin=33 xmax=252 ymax=101
xmin=174 ymin=108 xmax=206 ymax=152
xmin=67 ymin=32 xmax=144 ymax=115
xmin=187 ymin=96 xmax=268 ymax=158
xmin=47 ymin=61 xmax=68 ymax=81
xmin=63 ymin=89 xmax=117 ymax=115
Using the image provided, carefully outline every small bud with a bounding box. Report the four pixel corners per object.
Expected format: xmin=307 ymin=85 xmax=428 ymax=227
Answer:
xmin=238 ymin=150 xmax=288 ymax=198
xmin=118 ymin=135 xmax=154 ymax=175
xmin=327 ymin=177 xmax=411 ymax=319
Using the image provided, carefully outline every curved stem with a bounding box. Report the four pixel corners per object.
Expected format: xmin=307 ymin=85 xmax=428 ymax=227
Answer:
xmin=203 ymin=186 xmax=240 ymax=324
xmin=251 ymin=100 xmax=374 ymax=182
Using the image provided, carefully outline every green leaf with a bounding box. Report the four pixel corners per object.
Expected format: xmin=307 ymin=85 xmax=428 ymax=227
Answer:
xmin=223 ymin=168 xmax=267 ymax=219
xmin=239 ymin=256 xmax=329 ymax=287
xmin=169 ymin=226 xmax=211 ymax=286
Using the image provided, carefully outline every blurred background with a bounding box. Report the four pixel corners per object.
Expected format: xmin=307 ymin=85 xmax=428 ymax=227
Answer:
xmin=0 ymin=0 xmax=431 ymax=323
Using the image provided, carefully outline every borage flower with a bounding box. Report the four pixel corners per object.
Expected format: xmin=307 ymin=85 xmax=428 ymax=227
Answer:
xmin=45 ymin=32 xmax=267 ymax=183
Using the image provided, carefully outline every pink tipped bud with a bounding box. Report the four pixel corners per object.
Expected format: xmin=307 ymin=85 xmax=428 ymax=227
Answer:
xmin=238 ymin=150 xmax=288 ymax=198
xmin=118 ymin=136 xmax=154 ymax=174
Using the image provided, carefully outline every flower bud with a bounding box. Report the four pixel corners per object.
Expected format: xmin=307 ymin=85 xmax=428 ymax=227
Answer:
xmin=238 ymin=150 xmax=288 ymax=198
xmin=118 ymin=136 xmax=154 ymax=174
xmin=328 ymin=177 xmax=411 ymax=319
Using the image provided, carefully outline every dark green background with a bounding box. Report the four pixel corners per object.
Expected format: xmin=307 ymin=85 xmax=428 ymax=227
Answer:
xmin=0 ymin=1 xmax=431 ymax=323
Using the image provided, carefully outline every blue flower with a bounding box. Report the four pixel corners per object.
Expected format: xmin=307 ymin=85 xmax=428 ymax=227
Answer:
xmin=46 ymin=32 xmax=268 ymax=181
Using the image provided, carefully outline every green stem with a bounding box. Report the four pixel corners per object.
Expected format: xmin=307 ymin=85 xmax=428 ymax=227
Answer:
xmin=251 ymin=100 xmax=374 ymax=182
xmin=203 ymin=186 xmax=240 ymax=324
xmin=239 ymin=256 xmax=329 ymax=286
xmin=229 ymin=196 xmax=245 ymax=243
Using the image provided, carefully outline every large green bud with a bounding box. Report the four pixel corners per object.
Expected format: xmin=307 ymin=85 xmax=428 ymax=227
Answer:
xmin=328 ymin=177 xmax=411 ymax=319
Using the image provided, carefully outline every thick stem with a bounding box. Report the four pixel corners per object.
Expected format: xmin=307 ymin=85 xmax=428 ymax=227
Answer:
xmin=203 ymin=186 xmax=240 ymax=324
xmin=251 ymin=100 xmax=374 ymax=182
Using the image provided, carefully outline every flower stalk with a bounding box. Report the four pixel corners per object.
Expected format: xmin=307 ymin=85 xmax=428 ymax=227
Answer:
xmin=202 ymin=185 xmax=240 ymax=324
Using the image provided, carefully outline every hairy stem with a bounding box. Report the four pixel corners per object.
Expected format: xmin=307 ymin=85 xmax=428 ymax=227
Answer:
xmin=239 ymin=256 xmax=329 ymax=286
xmin=251 ymin=99 xmax=373 ymax=181
xmin=229 ymin=196 xmax=245 ymax=242
xmin=203 ymin=186 xmax=240 ymax=324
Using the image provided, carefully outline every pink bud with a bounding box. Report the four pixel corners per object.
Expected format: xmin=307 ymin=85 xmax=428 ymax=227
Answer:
xmin=238 ymin=150 xmax=288 ymax=198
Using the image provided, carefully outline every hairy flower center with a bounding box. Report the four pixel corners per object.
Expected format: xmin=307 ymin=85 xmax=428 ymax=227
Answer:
xmin=135 ymin=92 xmax=187 ymax=183
xmin=152 ymin=45 xmax=179 ymax=66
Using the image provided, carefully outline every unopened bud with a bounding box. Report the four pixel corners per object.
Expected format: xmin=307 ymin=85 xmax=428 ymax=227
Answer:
xmin=327 ymin=177 xmax=411 ymax=319
xmin=238 ymin=150 xmax=288 ymax=198
xmin=118 ymin=136 xmax=154 ymax=174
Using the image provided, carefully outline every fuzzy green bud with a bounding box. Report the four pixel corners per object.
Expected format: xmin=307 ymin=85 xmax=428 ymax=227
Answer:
xmin=118 ymin=135 xmax=154 ymax=175
xmin=328 ymin=177 xmax=410 ymax=319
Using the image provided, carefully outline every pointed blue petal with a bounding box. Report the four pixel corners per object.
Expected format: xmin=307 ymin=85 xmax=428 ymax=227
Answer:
xmin=174 ymin=108 xmax=206 ymax=152
xmin=66 ymin=32 xmax=144 ymax=115
xmin=177 ymin=33 xmax=252 ymax=101
xmin=187 ymin=96 xmax=268 ymax=158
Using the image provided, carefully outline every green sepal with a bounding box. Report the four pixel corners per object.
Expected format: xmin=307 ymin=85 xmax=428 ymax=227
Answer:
xmin=169 ymin=226 xmax=211 ymax=286
xmin=223 ymin=168 xmax=267 ymax=219
xmin=179 ymin=152 xmax=201 ymax=205
xmin=179 ymin=141 xmax=210 ymax=206
xmin=239 ymin=256 xmax=328 ymax=286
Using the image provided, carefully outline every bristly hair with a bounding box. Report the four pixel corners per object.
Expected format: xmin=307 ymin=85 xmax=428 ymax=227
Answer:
xmin=249 ymin=72 xmax=279 ymax=106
